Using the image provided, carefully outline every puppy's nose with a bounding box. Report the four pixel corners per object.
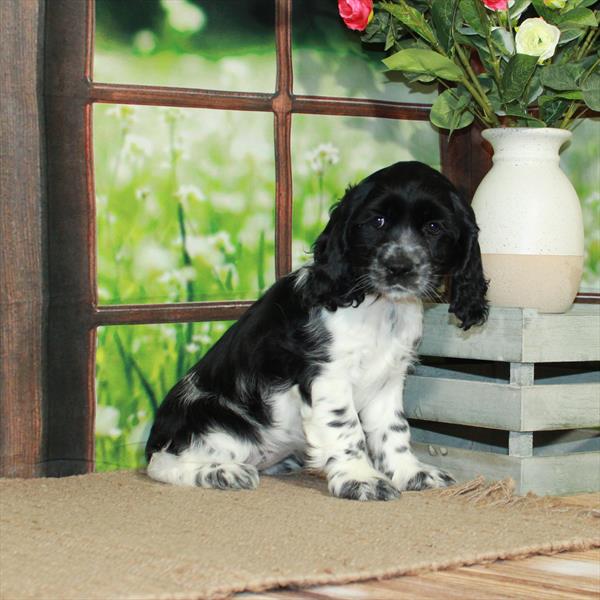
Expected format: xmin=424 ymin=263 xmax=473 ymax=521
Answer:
xmin=385 ymin=259 xmax=416 ymax=278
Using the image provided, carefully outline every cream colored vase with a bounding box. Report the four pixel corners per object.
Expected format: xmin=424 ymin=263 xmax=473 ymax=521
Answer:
xmin=472 ymin=128 xmax=584 ymax=313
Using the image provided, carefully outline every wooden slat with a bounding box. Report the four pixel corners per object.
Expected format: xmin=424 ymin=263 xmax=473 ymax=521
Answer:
xmin=293 ymin=95 xmax=431 ymax=120
xmin=521 ymin=383 xmax=600 ymax=430
xmin=419 ymin=303 xmax=600 ymax=363
xmin=411 ymin=441 xmax=520 ymax=486
xmin=44 ymin=0 xmax=96 ymax=476
xmin=405 ymin=371 xmax=600 ymax=432
xmin=412 ymin=441 xmax=600 ymax=496
xmin=521 ymin=452 xmax=600 ymax=495
xmin=91 ymin=82 xmax=274 ymax=112
xmin=405 ymin=373 xmax=522 ymax=431
xmin=0 ymin=0 xmax=45 ymax=477
xmin=521 ymin=305 xmax=600 ymax=363
xmin=93 ymin=301 xmax=252 ymax=326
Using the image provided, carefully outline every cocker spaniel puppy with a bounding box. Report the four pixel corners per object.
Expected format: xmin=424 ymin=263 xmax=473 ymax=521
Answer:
xmin=146 ymin=161 xmax=488 ymax=501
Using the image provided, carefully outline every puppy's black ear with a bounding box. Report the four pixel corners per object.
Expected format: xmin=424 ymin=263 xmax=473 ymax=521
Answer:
xmin=448 ymin=193 xmax=489 ymax=330
xmin=306 ymin=181 xmax=374 ymax=310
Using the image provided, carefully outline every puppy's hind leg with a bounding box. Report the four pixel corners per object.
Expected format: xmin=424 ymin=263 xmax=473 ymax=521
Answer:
xmin=147 ymin=432 xmax=260 ymax=490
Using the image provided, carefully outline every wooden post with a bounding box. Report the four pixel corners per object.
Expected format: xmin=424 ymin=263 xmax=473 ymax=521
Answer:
xmin=0 ymin=0 xmax=46 ymax=477
xmin=440 ymin=122 xmax=492 ymax=201
xmin=44 ymin=0 xmax=96 ymax=476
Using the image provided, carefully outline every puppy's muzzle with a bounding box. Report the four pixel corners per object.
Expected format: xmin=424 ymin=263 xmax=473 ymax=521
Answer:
xmin=373 ymin=241 xmax=430 ymax=294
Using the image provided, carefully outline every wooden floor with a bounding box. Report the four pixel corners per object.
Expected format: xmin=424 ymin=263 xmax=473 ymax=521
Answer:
xmin=238 ymin=494 xmax=600 ymax=600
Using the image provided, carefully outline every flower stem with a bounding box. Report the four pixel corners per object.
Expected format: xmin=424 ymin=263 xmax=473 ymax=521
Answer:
xmin=577 ymin=27 xmax=599 ymax=61
xmin=455 ymin=44 xmax=500 ymax=127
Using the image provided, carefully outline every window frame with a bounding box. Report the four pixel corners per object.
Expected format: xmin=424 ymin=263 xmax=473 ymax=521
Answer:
xmin=2 ymin=0 xmax=596 ymax=477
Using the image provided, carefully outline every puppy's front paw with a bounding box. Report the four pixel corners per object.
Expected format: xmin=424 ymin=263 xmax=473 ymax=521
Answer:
xmin=393 ymin=463 xmax=455 ymax=491
xmin=330 ymin=473 xmax=400 ymax=501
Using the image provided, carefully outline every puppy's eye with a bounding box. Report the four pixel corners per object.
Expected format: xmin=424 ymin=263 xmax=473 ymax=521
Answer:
xmin=425 ymin=221 xmax=443 ymax=235
xmin=372 ymin=216 xmax=386 ymax=229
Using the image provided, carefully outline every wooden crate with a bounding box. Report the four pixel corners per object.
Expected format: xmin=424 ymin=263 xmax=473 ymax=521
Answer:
xmin=405 ymin=303 xmax=600 ymax=495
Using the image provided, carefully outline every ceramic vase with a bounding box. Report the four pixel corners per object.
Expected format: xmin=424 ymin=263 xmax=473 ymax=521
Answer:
xmin=471 ymin=127 xmax=584 ymax=313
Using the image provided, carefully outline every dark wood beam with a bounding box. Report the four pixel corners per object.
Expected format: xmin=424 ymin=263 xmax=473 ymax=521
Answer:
xmin=0 ymin=0 xmax=46 ymax=477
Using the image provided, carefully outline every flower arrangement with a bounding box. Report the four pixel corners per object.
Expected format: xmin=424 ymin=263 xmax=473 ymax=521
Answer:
xmin=338 ymin=0 xmax=599 ymax=131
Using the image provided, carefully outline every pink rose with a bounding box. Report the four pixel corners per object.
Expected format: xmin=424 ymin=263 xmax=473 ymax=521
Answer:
xmin=482 ymin=0 xmax=510 ymax=10
xmin=338 ymin=0 xmax=374 ymax=31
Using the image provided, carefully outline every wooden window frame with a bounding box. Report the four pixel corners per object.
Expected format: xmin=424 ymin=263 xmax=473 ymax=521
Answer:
xmin=2 ymin=0 xmax=596 ymax=478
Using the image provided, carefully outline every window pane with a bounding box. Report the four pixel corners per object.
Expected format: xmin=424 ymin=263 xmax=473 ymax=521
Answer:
xmin=292 ymin=0 xmax=436 ymax=104
xmin=95 ymin=321 xmax=233 ymax=471
xmin=560 ymin=118 xmax=600 ymax=294
xmin=94 ymin=104 xmax=276 ymax=304
xmin=291 ymin=114 xmax=440 ymax=268
xmin=94 ymin=0 xmax=276 ymax=92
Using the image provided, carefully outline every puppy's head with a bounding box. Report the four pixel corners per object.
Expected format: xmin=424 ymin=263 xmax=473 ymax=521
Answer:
xmin=309 ymin=161 xmax=488 ymax=330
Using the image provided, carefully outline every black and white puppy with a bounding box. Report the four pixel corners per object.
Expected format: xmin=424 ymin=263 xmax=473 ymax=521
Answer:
xmin=146 ymin=161 xmax=488 ymax=501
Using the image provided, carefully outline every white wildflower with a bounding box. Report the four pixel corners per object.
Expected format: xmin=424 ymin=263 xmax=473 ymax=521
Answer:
xmin=186 ymin=232 xmax=235 ymax=264
xmin=106 ymin=105 xmax=137 ymax=128
xmin=135 ymin=187 xmax=159 ymax=215
xmin=158 ymin=266 xmax=196 ymax=287
xmin=192 ymin=332 xmax=212 ymax=345
xmin=175 ymin=184 xmax=206 ymax=208
xmin=133 ymin=30 xmax=156 ymax=54
xmin=185 ymin=342 xmax=200 ymax=354
xmin=214 ymin=263 xmax=239 ymax=289
xmin=127 ymin=420 xmax=151 ymax=447
xmin=239 ymin=214 xmax=273 ymax=246
xmin=305 ymin=143 xmax=340 ymax=175
xmin=160 ymin=107 xmax=184 ymax=126
xmin=96 ymin=404 xmax=121 ymax=438
xmin=134 ymin=242 xmax=176 ymax=274
xmin=161 ymin=0 xmax=206 ymax=33
xmin=123 ymin=134 xmax=153 ymax=167
xmin=97 ymin=286 xmax=111 ymax=301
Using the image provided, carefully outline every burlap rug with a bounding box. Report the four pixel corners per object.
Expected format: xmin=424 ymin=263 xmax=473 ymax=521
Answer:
xmin=1 ymin=470 xmax=598 ymax=600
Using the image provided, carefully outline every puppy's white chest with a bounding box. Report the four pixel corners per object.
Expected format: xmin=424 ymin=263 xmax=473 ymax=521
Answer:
xmin=322 ymin=296 xmax=423 ymax=386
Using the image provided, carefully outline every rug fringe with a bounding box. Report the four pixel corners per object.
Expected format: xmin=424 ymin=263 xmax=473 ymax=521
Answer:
xmin=429 ymin=476 xmax=599 ymax=517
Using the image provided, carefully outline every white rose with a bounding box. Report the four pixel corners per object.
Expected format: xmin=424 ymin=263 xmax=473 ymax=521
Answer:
xmin=515 ymin=18 xmax=561 ymax=63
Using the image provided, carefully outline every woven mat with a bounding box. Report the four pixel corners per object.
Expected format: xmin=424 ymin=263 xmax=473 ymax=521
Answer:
xmin=1 ymin=471 xmax=598 ymax=600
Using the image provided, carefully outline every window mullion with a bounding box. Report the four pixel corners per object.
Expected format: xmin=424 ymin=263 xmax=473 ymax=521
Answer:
xmin=273 ymin=0 xmax=294 ymax=278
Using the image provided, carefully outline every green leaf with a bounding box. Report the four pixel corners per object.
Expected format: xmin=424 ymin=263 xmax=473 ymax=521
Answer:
xmin=539 ymin=95 xmax=569 ymax=125
xmin=557 ymin=7 xmax=598 ymax=28
xmin=491 ymin=27 xmax=515 ymax=57
xmin=530 ymin=0 xmax=560 ymax=23
xmin=459 ymin=0 xmax=489 ymax=37
xmin=558 ymin=28 xmax=586 ymax=45
xmin=526 ymin=70 xmax=544 ymax=104
xmin=555 ymin=90 xmax=584 ymax=99
xmin=431 ymin=0 xmax=457 ymax=53
xmin=501 ymin=54 xmax=539 ymax=103
xmin=385 ymin=21 xmax=396 ymax=51
xmin=430 ymin=88 xmax=475 ymax=132
xmin=581 ymin=69 xmax=600 ymax=110
xmin=380 ymin=2 xmax=439 ymax=48
xmin=361 ymin=11 xmax=390 ymax=44
xmin=509 ymin=0 xmax=532 ymax=20
xmin=540 ymin=63 xmax=582 ymax=90
xmin=383 ymin=49 xmax=464 ymax=81
xmin=503 ymin=109 xmax=547 ymax=127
